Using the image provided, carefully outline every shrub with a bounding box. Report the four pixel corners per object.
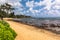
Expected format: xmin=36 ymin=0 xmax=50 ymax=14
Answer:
xmin=0 ymin=20 xmax=10 ymax=27
xmin=0 ymin=20 xmax=17 ymax=40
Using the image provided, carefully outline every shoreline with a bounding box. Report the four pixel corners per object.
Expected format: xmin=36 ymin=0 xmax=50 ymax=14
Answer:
xmin=4 ymin=18 xmax=60 ymax=34
xmin=4 ymin=18 xmax=60 ymax=40
xmin=10 ymin=18 xmax=60 ymax=34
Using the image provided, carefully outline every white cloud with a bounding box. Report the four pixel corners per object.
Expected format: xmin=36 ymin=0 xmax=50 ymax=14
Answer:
xmin=29 ymin=8 xmax=40 ymax=13
xmin=0 ymin=0 xmax=7 ymax=4
xmin=26 ymin=0 xmax=59 ymax=10
xmin=26 ymin=0 xmax=60 ymax=17
xmin=8 ymin=2 xmax=23 ymax=8
xmin=26 ymin=1 xmax=40 ymax=14
xmin=0 ymin=0 xmax=24 ymax=15
xmin=0 ymin=0 xmax=60 ymax=17
xmin=0 ymin=0 xmax=23 ymax=8
xmin=26 ymin=1 xmax=34 ymax=8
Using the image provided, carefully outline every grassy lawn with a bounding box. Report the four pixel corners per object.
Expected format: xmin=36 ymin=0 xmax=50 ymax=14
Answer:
xmin=0 ymin=20 xmax=17 ymax=40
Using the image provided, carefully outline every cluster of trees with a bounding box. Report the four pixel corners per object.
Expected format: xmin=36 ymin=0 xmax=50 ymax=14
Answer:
xmin=0 ymin=3 xmax=31 ymax=20
xmin=15 ymin=15 xmax=31 ymax=18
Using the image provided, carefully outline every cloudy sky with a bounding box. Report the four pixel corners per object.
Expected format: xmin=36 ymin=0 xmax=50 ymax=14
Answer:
xmin=0 ymin=0 xmax=60 ymax=17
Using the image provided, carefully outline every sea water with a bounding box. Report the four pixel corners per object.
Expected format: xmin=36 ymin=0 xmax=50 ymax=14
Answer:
xmin=13 ymin=18 xmax=60 ymax=34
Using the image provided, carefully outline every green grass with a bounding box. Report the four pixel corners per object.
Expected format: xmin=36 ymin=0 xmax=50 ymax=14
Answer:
xmin=0 ymin=20 xmax=17 ymax=40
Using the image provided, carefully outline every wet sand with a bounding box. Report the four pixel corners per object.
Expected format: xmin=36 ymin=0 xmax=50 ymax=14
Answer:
xmin=4 ymin=18 xmax=60 ymax=40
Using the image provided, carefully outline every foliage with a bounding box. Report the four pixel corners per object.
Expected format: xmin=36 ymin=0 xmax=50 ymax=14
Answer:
xmin=9 ymin=12 xmax=15 ymax=18
xmin=0 ymin=3 xmax=15 ymax=18
xmin=15 ymin=15 xmax=31 ymax=18
xmin=0 ymin=20 xmax=17 ymax=40
xmin=0 ymin=3 xmax=32 ymax=18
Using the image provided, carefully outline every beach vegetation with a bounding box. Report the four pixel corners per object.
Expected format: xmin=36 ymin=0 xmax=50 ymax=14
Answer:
xmin=0 ymin=20 xmax=17 ymax=40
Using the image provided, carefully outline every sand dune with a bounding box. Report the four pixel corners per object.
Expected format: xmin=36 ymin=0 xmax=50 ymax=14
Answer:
xmin=5 ymin=19 xmax=60 ymax=40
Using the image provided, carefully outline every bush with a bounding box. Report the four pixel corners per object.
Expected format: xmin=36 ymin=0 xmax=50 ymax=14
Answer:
xmin=0 ymin=20 xmax=17 ymax=40
xmin=0 ymin=20 xmax=10 ymax=27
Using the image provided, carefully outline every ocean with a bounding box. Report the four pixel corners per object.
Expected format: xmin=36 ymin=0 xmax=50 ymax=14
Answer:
xmin=13 ymin=18 xmax=60 ymax=34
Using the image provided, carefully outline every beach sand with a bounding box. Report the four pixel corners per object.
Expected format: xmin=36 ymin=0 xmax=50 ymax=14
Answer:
xmin=4 ymin=18 xmax=60 ymax=40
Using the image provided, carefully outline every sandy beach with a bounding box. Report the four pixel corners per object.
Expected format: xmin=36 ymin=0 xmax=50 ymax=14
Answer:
xmin=4 ymin=18 xmax=60 ymax=40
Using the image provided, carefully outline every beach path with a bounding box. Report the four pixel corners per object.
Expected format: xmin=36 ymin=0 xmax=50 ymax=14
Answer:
xmin=5 ymin=20 xmax=60 ymax=40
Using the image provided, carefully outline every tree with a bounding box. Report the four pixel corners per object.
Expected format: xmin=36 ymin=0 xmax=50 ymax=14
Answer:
xmin=0 ymin=3 xmax=15 ymax=20
xmin=9 ymin=12 xmax=15 ymax=18
xmin=4 ymin=3 xmax=14 ymax=15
